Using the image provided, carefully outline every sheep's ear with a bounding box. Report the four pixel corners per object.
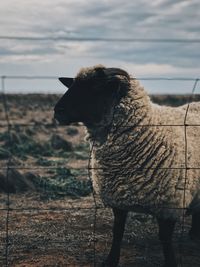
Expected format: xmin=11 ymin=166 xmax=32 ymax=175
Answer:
xmin=59 ymin=77 xmax=74 ymax=88
xmin=102 ymin=68 xmax=130 ymax=96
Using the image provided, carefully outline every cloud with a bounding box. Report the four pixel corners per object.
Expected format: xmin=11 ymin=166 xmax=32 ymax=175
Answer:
xmin=0 ymin=0 xmax=199 ymax=89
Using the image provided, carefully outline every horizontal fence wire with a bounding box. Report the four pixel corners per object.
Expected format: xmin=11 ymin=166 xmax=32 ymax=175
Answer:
xmin=1 ymin=75 xmax=200 ymax=80
xmin=0 ymin=75 xmax=199 ymax=266
xmin=1 ymin=36 xmax=200 ymax=43
xmin=0 ymin=166 xmax=200 ymax=170
xmin=0 ymin=206 xmax=192 ymax=212
xmin=1 ymin=123 xmax=200 ymax=128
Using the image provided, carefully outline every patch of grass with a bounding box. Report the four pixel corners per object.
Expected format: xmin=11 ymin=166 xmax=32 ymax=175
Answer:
xmin=73 ymin=142 xmax=89 ymax=160
xmin=6 ymin=136 xmax=53 ymax=159
xmin=56 ymin=150 xmax=71 ymax=158
xmin=36 ymin=157 xmax=54 ymax=166
xmin=1 ymin=128 xmax=89 ymax=161
xmin=37 ymin=167 xmax=92 ymax=199
xmin=75 ymin=142 xmax=90 ymax=151
xmin=0 ymin=147 xmax=10 ymax=159
xmin=73 ymin=151 xmax=89 ymax=160
xmin=0 ymin=131 xmax=10 ymax=142
xmin=1 ymin=130 xmax=73 ymax=159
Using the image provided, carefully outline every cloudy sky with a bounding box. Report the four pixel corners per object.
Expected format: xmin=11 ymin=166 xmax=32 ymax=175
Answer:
xmin=0 ymin=0 xmax=200 ymax=93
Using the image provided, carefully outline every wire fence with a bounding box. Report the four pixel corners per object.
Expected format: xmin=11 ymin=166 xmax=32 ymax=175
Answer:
xmin=0 ymin=75 xmax=200 ymax=266
xmin=1 ymin=35 xmax=200 ymax=43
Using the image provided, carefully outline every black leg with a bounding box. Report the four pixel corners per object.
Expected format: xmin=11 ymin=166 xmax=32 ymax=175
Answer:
xmin=157 ymin=217 xmax=177 ymax=267
xmin=103 ymin=208 xmax=128 ymax=267
xmin=189 ymin=212 xmax=200 ymax=240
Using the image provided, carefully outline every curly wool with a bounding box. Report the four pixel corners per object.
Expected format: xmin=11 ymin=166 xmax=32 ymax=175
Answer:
xmin=73 ymin=66 xmax=200 ymax=219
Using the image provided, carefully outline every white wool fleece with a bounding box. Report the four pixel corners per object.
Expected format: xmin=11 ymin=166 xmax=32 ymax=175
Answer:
xmin=78 ymin=68 xmax=200 ymax=220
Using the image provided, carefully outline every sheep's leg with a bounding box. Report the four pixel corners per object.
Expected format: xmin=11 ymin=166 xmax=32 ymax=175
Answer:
xmin=157 ymin=217 xmax=177 ymax=267
xmin=103 ymin=208 xmax=128 ymax=267
xmin=189 ymin=212 xmax=200 ymax=240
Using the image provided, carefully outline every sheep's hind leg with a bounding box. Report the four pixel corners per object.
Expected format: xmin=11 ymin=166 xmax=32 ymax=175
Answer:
xmin=102 ymin=208 xmax=128 ymax=267
xmin=157 ymin=217 xmax=177 ymax=267
xmin=189 ymin=212 xmax=200 ymax=240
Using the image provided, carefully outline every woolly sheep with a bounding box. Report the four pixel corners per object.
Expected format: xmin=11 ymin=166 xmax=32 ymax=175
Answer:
xmin=54 ymin=65 xmax=200 ymax=267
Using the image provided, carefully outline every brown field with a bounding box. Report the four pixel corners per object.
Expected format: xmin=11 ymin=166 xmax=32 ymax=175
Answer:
xmin=0 ymin=94 xmax=200 ymax=267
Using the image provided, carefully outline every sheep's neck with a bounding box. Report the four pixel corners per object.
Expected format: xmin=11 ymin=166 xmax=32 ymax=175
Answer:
xmin=87 ymin=83 xmax=153 ymax=145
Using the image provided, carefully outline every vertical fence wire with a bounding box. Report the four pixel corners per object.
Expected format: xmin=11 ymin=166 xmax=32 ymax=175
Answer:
xmin=179 ymin=78 xmax=199 ymax=266
xmin=1 ymin=76 xmax=11 ymax=267
xmin=88 ymin=131 xmax=98 ymax=266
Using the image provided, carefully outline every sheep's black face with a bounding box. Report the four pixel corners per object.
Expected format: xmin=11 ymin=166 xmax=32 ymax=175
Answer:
xmin=54 ymin=66 xmax=130 ymax=126
xmin=54 ymin=79 xmax=114 ymax=126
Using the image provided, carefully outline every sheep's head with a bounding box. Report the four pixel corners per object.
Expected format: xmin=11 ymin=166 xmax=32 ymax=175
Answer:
xmin=54 ymin=65 xmax=130 ymax=126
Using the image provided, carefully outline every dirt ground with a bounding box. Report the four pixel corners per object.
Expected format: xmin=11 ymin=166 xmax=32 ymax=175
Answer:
xmin=0 ymin=94 xmax=200 ymax=267
xmin=0 ymin=193 xmax=199 ymax=267
xmin=0 ymin=194 xmax=200 ymax=266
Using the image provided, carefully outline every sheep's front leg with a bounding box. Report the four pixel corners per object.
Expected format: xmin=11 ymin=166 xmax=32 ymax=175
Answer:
xmin=157 ymin=217 xmax=177 ymax=267
xmin=103 ymin=208 xmax=128 ymax=267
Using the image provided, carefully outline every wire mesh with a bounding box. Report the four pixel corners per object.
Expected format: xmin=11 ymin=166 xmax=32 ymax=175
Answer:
xmin=0 ymin=75 xmax=200 ymax=266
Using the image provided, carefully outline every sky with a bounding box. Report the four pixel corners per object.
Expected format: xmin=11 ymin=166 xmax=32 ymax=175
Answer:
xmin=0 ymin=0 xmax=200 ymax=93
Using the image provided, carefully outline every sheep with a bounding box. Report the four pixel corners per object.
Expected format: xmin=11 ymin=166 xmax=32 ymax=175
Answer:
xmin=54 ymin=65 xmax=200 ymax=267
